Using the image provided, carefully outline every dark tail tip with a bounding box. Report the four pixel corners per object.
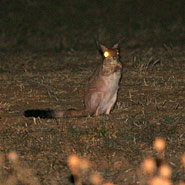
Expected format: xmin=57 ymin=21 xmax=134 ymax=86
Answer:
xmin=24 ymin=109 xmax=55 ymax=119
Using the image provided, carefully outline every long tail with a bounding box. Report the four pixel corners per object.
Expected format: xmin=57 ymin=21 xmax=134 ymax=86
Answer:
xmin=24 ymin=109 xmax=88 ymax=119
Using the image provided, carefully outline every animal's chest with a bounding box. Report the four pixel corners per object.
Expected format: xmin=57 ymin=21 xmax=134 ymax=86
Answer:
xmin=103 ymin=64 xmax=121 ymax=87
xmin=101 ymin=72 xmax=121 ymax=97
xmin=88 ymin=64 xmax=121 ymax=92
xmin=96 ymin=72 xmax=121 ymax=113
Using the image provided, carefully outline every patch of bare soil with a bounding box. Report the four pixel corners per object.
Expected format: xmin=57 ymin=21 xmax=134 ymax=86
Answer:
xmin=0 ymin=45 xmax=184 ymax=184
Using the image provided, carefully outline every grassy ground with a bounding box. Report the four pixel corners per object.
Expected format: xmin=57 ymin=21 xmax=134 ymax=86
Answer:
xmin=0 ymin=43 xmax=184 ymax=184
xmin=0 ymin=0 xmax=184 ymax=184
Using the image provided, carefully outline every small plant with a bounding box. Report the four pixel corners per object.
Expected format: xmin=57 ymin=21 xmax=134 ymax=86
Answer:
xmin=140 ymin=138 xmax=184 ymax=185
xmin=67 ymin=138 xmax=184 ymax=185
xmin=67 ymin=154 xmax=115 ymax=185
xmin=0 ymin=151 xmax=40 ymax=185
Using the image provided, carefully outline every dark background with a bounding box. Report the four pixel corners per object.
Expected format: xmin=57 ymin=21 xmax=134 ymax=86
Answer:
xmin=0 ymin=1 xmax=185 ymax=184
xmin=0 ymin=0 xmax=184 ymax=51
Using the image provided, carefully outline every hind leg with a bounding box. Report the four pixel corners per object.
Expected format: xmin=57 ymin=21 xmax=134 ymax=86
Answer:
xmin=85 ymin=92 xmax=103 ymax=116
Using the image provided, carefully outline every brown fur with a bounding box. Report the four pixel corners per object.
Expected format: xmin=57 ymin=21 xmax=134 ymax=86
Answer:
xmin=24 ymin=42 xmax=122 ymax=118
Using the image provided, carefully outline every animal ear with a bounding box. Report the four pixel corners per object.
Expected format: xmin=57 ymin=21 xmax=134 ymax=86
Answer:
xmin=94 ymin=38 xmax=108 ymax=52
xmin=112 ymin=38 xmax=124 ymax=49
xmin=112 ymin=43 xmax=119 ymax=49
xmin=99 ymin=44 xmax=108 ymax=52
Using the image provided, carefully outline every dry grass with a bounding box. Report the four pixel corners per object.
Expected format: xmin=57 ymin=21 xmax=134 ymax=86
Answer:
xmin=0 ymin=44 xmax=184 ymax=184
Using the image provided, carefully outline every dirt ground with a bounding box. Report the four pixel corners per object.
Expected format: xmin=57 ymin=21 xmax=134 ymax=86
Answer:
xmin=0 ymin=43 xmax=184 ymax=184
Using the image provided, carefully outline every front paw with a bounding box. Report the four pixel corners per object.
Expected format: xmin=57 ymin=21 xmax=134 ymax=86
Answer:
xmin=114 ymin=64 xmax=122 ymax=72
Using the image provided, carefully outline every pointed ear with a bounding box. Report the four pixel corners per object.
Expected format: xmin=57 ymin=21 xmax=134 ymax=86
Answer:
xmin=94 ymin=39 xmax=107 ymax=52
xmin=112 ymin=38 xmax=124 ymax=49
xmin=112 ymin=43 xmax=119 ymax=49
xmin=99 ymin=44 xmax=108 ymax=52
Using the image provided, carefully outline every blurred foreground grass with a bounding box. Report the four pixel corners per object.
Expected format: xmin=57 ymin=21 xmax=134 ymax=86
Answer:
xmin=0 ymin=138 xmax=184 ymax=185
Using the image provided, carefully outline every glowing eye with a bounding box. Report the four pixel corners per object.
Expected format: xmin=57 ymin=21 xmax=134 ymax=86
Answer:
xmin=104 ymin=51 xmax=109 ymax=58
